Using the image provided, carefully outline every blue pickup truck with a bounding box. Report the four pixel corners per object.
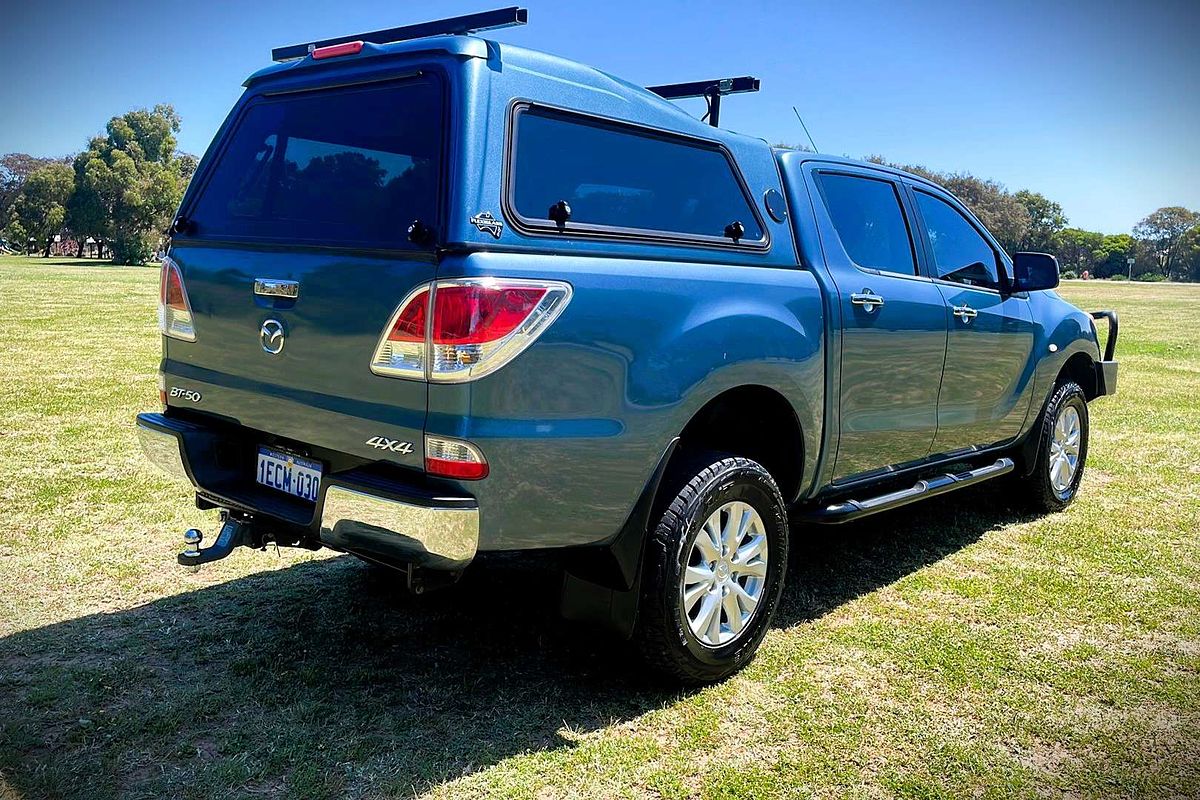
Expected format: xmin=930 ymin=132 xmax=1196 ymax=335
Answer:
xmin=136 ymin=9 xmax=1118 ymax=683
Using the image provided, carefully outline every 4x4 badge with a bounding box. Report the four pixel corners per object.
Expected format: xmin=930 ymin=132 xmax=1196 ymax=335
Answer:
xmin=470 ymin=211 xmax=503 ymax=239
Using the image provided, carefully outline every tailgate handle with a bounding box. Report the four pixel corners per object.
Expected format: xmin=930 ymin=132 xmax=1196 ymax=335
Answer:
xmin=254 ymin=279 xmax=299 ymax=299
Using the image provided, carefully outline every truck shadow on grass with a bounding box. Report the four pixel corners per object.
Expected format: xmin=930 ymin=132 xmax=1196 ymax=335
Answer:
xmin=0 ymin=484 xmax=1032 ymax=799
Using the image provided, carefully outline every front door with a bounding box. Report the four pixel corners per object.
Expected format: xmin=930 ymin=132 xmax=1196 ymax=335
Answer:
xmin=809 ymin=167 xmax=949 ymax=481
xmin=908 ymin=187 xmax=1036 ymax=454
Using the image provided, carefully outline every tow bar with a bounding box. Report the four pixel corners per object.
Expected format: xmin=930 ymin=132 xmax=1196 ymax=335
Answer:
xmin=178 ymin=510 xmax=321 ymax=569
xmin=178 ymin=512 xmax=252 ymax=567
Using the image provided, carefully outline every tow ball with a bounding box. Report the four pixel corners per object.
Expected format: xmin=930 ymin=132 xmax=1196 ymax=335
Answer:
xmin=178 ymin=512 xmax=252 ymax=568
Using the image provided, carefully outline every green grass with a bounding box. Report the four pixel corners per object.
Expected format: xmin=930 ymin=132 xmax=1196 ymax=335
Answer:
xmin=1 ymin=253 xmax=1198 ymax=799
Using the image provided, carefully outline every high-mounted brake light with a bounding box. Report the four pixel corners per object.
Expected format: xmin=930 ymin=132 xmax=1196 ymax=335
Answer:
xmin=159 ymin=257 xmax=196 ymax=341
xmin=310 ymin=40 xmax=364 ymax=60
xmin=370 ymin=278 xmax=572 ymax=382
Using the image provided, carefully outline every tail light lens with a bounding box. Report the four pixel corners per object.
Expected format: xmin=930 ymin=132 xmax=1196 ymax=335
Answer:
xmin=425 ymin=435 xmax=488 ymax=480
xmin=371 ymin=278 xmax=571 ymax=382
xmin=159 ymin=256 xmax=196 ymax=341
xmin=370 ymin=286 xmax=431 ymax=379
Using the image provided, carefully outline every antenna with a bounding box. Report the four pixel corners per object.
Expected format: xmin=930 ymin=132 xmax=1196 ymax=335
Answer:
xmin=792 ymin=106 xmax=819 ymax=152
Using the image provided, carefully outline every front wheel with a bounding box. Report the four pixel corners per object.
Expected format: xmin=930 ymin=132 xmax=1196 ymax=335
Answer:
xmin=636 ymin=455 xmax=789 ymax=684
xmin=1016 ymin=381 xmax=1089 ymax=512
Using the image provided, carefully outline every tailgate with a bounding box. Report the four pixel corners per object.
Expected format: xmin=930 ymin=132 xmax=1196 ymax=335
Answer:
xmin=161 ymin=72 xmax=447 ymax=469
xmin=165 ymin=245 xmax=431 ymax=469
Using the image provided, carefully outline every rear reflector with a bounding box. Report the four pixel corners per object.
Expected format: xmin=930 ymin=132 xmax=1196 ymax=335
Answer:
xmin=425 ymin=435 xmax=488 ymax=480
xmin=311 ymin=40 xmax=364 ymax=60
xmin=371 ymin=278 xmax=572 ymax=382
xmin=159 ymin=256 xmax=196 ymax=341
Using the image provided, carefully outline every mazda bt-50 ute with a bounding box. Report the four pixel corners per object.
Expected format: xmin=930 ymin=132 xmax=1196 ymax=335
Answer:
xmin=137 ymin=8 xmax=1118 ymax=683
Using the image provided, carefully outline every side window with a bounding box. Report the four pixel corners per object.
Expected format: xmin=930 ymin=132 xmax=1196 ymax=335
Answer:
xmin=913 ymin=190 xmax=1000 ymax=289
xmin=510 ymin=107 xmax=764 ymax=244
xmin=816 ymin=173 xmax=916 ymax=275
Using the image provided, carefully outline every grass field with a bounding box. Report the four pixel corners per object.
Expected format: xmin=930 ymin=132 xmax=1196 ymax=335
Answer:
xmin=1 ymin=255 xmax=1197 ymax=799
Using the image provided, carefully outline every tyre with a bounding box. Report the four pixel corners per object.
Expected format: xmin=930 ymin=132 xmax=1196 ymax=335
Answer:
xmin=636 ymin=454 xmax=789 ymax=684
xmin=1017 ymin=381 xmax=1089 ymax=512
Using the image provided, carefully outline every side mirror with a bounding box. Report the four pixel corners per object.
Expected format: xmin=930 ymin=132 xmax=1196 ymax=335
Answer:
xmin=1011 ymin=252 xmax=1060 ymax=292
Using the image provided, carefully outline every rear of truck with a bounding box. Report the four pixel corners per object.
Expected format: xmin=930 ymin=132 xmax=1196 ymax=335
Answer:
xmin=137 ymin=41 xmax=580 ymax=572
xmin=136 ymin=34 xmax=816 ymax=594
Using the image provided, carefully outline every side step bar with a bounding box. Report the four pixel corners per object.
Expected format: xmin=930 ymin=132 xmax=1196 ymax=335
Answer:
xmin=796 ymin=457 xmax=1015 ymax=525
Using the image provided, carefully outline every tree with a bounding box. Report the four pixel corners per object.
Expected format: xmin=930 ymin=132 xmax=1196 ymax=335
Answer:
xmin=1133 ymin=206 xmax=1200 ymax=280
xmin=0 ymin=153 xmax=64 ymax=224
xmin=69 ymin=104 xmax=187 ymax=264
xmin=1177 ymin=227 xmax=1200 ymax=283
xmin=1052 ymin=228 xmax=1105 ymax=274
xmin=4 ymin=162 xmax=74 ymax=256
xmin=1015 ymin=190 xmax=1067 ymax=253
xmin=1093 ymin=233 xmax=1136 ymax=279
xmin=865 ymin=157 xmax=1029 ymax=254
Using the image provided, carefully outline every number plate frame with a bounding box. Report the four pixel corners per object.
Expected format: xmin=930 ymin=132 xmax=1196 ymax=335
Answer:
xmin=255 ymin=446 xmax=323 ymax=502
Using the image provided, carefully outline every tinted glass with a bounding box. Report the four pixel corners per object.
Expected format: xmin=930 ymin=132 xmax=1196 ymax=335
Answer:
xmin=816 ymin=173 xmax=915 ymax=275
xmin=512 ymin=108 xmax=763 ymax=242
xmin=189 ymin=78 xmax=442 ymax=248
xmin=914 ymin=191 xmax=999 ymax=289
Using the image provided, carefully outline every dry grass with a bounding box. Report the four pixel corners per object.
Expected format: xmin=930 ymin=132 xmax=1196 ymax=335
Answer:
xmin=1 ymin=255 xmax=1197 ymax=799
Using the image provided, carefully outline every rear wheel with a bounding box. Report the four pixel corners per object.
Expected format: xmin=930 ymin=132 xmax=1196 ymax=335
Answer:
xmin=1016 ymin=381 xmax=1089 ymax=512
xmin=636 ymin=455 xmax=789 ymax=684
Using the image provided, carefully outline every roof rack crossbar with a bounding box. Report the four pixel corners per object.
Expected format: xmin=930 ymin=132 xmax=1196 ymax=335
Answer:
xmin=271 ymin=6 xmax=528 ymax=62
xmin=646 ymin=76 xmax=760 ymax=127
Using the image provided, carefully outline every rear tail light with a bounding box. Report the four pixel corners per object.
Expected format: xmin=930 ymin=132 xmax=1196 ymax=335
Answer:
xmin=159 ymin=256 xmax=196 ymax=341
xmin=370 ymin=286 xmax=431 ymax=379
xmin=371 ymin=278 xmax=571 ymax=382
xmin=425 ymin=435 xmax=488 ymax=480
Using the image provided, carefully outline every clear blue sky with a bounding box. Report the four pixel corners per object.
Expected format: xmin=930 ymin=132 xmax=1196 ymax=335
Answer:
xmin=1 ymin=0 xmax=1196 ymax=233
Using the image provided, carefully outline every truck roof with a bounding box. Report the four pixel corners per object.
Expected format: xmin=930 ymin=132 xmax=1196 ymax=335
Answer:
xmin=244 ymin=33 xmax=939 ymax=190
xmin=243 ymin=35 xmax=774 ymax=152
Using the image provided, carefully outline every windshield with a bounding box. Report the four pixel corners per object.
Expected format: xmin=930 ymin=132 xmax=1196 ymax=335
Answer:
xmin=188 ymin=75 xmax=443 ymax=248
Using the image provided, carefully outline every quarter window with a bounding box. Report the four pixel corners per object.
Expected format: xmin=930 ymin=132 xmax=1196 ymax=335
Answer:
xmin=913 ymin=190 xmax=1000 ymax=289
xmin=510 ymin=107 xmax=764 ymax=244
xmin=816 ymin=173 xmax=916 ymax=275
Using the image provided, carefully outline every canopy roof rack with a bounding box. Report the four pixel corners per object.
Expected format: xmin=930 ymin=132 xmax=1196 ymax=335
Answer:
xmin=271 ymin=6 xmax=528 ymax=62
xmin=646 ymin=76 xmax=761 ymax=127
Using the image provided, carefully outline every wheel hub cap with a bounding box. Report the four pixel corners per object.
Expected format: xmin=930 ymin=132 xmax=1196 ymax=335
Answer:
xmin=681 ymin=501 xmax=769 ymax=647
xmin=1048 ymin=405 xmax=1082 ymax=494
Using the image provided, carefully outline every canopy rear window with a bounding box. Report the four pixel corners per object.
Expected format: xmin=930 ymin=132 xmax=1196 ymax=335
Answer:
xmin=188 ymin=76 xmax=442 ymax=248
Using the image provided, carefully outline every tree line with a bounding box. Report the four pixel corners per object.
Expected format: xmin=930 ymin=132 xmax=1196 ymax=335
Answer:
xmin=1 ymin=105 xmax=195 ymax=265
xmin=2 ymin=109 xmax=1198 ymax=279
xmin=863 ymin=156 xmax=1199 ymax=281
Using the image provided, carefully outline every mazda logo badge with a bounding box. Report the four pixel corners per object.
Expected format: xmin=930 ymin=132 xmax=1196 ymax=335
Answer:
xmin=260 ymin=318 xmax=286 ymax=354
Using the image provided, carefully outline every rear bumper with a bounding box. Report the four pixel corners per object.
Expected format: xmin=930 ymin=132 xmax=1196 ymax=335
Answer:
xmin=136 ymin=412 xmax=478 ymax=569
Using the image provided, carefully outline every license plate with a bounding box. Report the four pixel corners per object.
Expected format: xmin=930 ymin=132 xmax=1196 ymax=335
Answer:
xmin=255 ymin=446 xmax=322 ymax=502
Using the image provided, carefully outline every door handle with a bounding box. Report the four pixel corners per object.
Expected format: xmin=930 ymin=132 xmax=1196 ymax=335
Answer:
xmin=850 ymin=290 xmax=885 ymax=313
xmin=953 ymin=304 xmax=978 ymax=323
xmin=254 ymin=279 xmax=299 ymax=299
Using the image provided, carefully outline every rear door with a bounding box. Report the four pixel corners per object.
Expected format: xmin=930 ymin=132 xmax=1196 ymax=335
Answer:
xmin=906 ymin=185 xmax=1036 ymax=453
xmin=807 ymin=165 xmax=949 ymax=481
xmin=165 ymin=73 xmax=446 ymax=468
